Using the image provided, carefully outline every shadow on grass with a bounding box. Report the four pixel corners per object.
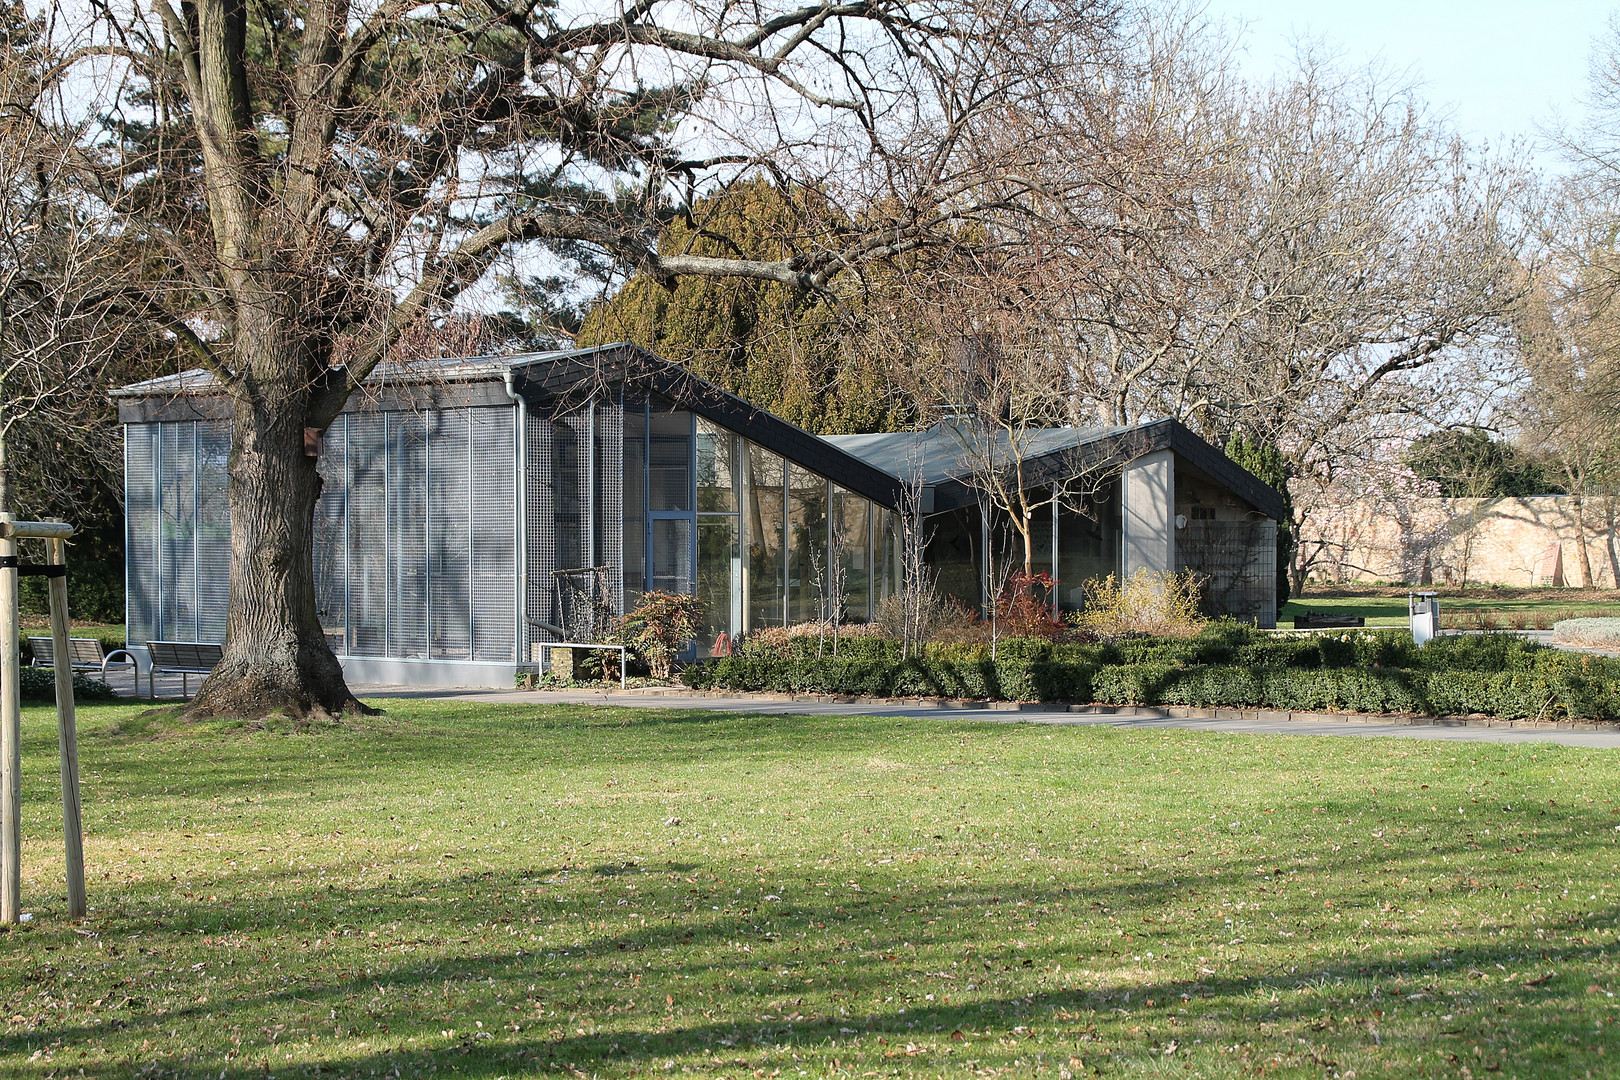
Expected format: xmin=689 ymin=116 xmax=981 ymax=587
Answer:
xmin=5 ymin=807 xmax=1618 ymax=1077
xmin=6 ymin=874 xmax=1615 ymax=1078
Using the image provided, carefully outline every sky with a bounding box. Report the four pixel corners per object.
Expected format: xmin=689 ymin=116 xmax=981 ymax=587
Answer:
xmin=1199 ymin=0 xmax=1616 ymax=164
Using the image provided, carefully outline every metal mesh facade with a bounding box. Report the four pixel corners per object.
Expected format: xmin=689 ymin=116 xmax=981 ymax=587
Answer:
xmin=1176 ymin=518 xmax=1277 ymax=627
xmin=123 ymin=421 xmax=231 ymax=645
xmin=518 ymin=395 xmax=627 ymax=655
xmin=595 ymin=395 xmax=624 ymax=614
xmin=524 ymin=410 xmax=555 ymax=656
xmin=312 ymin=406 xmax=517 ymax=662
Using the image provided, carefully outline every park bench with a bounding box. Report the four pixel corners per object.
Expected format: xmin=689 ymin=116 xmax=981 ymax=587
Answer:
xmin=28 ymin=635 xmax=142 ymax=683
xmin=146 ymin=640 xmax=224 ymax=698
xmin=1293 ymin=612 xmax=1366 ymax=629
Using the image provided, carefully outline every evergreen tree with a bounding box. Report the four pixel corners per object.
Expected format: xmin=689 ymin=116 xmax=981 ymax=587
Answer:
xmin=1403 ymin=429 xmax=1564 ymax=499
xmin=577 ymin=179 xmax=912 ymax=434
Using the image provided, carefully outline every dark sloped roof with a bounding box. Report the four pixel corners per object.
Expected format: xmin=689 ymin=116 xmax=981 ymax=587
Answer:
xmin=507 ymin=344 xmax=911 ymax=507
xmin=822 ymin=424 xmax=1135 ymax=487
xmin=827 ymin=418 xmax=1286 ymax=520
xmin=112 ymin=343 xmax=1285 ymax=519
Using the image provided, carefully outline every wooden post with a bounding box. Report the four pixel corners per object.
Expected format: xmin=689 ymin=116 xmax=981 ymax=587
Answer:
xmin=0 ymin=516 xmax=18 ymax=924
xmin=47 ymin=538 xmax=85 ymax=919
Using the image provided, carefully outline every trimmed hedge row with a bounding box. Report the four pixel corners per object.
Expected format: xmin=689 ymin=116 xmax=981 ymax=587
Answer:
xmin=15 ymin=665 xmax=119 ymax=702
xmin=683 ymin=630 xmax=1620 ymax=721
xmin=761 ymin=625 xmax=1548 ymax=674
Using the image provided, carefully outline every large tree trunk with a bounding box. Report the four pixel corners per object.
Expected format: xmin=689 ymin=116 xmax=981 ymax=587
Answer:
xmin=1575 ymin=495 xmax=1596 ymax=590
xmin=182 ymin=359 xmax=367 ymax=720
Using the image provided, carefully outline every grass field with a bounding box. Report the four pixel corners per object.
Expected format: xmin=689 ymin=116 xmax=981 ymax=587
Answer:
xmin=1284 ymin=586 xmax=1620 ymax=628
xmin=2 ymin=700 xmax=1618 ymax=1079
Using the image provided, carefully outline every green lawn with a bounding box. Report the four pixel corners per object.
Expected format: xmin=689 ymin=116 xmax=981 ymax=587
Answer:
xmin=3 ymin=701 xmax=1618 ymax=1079
xmin=1284 ymin=588 xmax=1620 ymax=629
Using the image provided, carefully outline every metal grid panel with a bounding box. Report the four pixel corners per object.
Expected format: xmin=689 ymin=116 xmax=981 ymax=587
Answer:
xmin=554 ymin=410 xmax=588 ymax=571
xmin=124 ymin=425 xmax=159 ymax=645
xmin=159 ymin=423 xmax=198 ymax=640
xmin=594 ymin=395 xmax=623 ymax=615
xmin=345 ymin=412 xmax=388 ymax=657
xmin=1176 ymin=519 xmax=1276 ymax=624
xmin=550 ymin=409 xmax=590 ymax=635
xmin=525 ymin=411 xmax=556 ymax=653
xmin=428 ymin=408 xmax=472 ymax=659
xmin=313 ymin=419 xmax=348 ymax=651
xmin=195 ymin=421 xmax=232 ymax=643
xmin=622 ymin=394 xmax=647 ymax=606
xmin=389 ymin=412 xmax=429 ymax=658
xmin=471 ymin=408 xmax=516 ymax=662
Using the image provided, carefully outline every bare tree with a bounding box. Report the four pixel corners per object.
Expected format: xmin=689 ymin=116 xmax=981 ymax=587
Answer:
xmin=1065 ymin=49 xmax=1530 ymax=453
xmin=937 ymin=33 xmax=1524 ymax=561
xmin=893 ymin=450 xmax=938 ymax=659
xmin=896 ymin=265 xmax=1140 ymax=593
xmin=0 ymin=7 xmax=133 ymax=525
xmin=36 ymin=0 xmax=1133 ymax=718
xmin=1514 ymin=241 xmax=1620 ymax=589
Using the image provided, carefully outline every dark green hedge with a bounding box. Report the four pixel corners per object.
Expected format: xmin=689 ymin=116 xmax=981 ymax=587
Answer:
xmin=15 ymin=665 xmax=119 ymax=702
xmin=683 ymin=627 xmax=1620 ymax=721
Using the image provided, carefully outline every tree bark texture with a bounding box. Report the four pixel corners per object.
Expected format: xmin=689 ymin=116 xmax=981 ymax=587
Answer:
xmin=182 ymin=360 xmax=363 ymax=720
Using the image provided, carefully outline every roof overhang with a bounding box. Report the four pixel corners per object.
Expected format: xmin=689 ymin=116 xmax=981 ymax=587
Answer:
xmin=508 ymin=344 xmax=909 ymax=507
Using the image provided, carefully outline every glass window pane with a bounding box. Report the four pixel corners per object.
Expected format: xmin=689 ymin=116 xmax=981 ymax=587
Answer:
xmin=744 ymin=445 xmax=784 ymax=631
xmin=313 ymin=420 xmax=347 ymax=652
xmin=623 ymin=396 xmax=647 ymax=602
xmin=159 ymin=423 xmax=197 ymax=640
xmin=927 ymin=506 xmax=982 ymax=610
xmin=1031 ymin=501 xmax=1055 ymax=579
xmin=552 ymin=415 xmax=586 ymax=569
xmin=832 ymin=486 xmax=871 ymax=623
xmin=650 ymin=517 xmax=693 ymax=594
xmin=787 ymin=465 xmax=829 ymax=624
xmin=696 ymin=517 xmax=738 ymax=657
xmin=393 ymin=412 xmax=430 ymax=659
xmin=1058 ymin=483 xmax=1121 ymax=611
xmin=648 ymin=399 xmax=692 ymax=512
xmin=696 ymin=419 xmax=739 ymax=513
xmin=871 ymin=506 xmax=896 ymax=607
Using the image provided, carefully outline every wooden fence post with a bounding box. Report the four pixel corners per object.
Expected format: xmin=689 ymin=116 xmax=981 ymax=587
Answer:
xmin=47 ymin=538 xmax=85 ymax=919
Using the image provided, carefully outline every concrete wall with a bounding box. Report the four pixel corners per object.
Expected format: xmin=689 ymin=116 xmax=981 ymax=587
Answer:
xmin=1123 ymin=451 xmax=1175 ymax=576
xmin=1303 ymin=495 xmax=1620 ymax=588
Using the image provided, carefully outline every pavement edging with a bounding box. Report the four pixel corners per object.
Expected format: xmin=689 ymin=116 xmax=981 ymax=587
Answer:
xmin=563 ymin=686 xmax=1613 ymax=733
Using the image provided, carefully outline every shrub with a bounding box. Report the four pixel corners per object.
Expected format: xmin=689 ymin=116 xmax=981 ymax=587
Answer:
xmin=616 ymin=591 xmax=703 ymax=681
xmin=1067 ymin=570 xmax=1205 ymax=638
xmin=679 ymin=623 xmax=1620 ymax=720
xmin=16 ymin=666 xmax=119 ymax=702
xmin=988 ymin=573 xmax=1065 ymax=641
xmin=1552 ymin=617 xmax=1620 ymax=651
xmin=874 ymin=589 xmax=960 ymax=645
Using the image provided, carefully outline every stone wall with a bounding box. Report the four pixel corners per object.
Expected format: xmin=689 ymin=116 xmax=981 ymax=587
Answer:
xmin=1302 ymin=495 xmax=1620 ymax=588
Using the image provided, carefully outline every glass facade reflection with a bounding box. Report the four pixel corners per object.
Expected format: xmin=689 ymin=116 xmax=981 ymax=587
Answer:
xmin=562 ymin=390 xmax=1127 ymax=648
xmin=744 ymin=445 xmax=785 ymax=631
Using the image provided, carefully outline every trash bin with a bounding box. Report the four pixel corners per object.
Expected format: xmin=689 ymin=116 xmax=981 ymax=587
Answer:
xmin=1409 ymin=591 xmax=1440 ymax=646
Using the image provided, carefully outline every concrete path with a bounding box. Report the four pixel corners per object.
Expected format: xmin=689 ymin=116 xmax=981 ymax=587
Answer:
xmin=353 ymin=685 xmax=1620 ymax=749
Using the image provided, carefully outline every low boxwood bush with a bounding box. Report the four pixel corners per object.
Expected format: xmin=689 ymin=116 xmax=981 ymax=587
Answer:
xmin=682 ymin=625 xmax=1620 ymax=721
xmin=1552 ymin=617 xmax=1620 ymax=650
xmin=15 ymin=665 xmax=119 ymax=702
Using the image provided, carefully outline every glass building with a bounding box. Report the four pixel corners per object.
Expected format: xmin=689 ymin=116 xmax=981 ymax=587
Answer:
xmin=115 ymin=345 xmax=1284 ymax=686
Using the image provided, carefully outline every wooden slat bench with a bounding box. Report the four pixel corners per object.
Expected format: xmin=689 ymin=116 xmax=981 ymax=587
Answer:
xmin=1293 ymin=612 xmax=1366 ymax=629
xmin=28 ymin=636 xmax=141 ymax=683
xmin=146 ymin=640 xmax=225 ymax=698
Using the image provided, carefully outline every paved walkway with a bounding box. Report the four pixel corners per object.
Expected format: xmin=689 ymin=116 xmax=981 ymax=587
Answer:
xmin=88 ymin=644 xmax=1620 ymax=749
xmin=352 ymin=685 xmax=1620 ymax=748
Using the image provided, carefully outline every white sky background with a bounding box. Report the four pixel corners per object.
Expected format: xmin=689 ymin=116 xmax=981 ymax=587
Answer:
xmin=1198 ymin=0 xmax=1616 ymax=168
